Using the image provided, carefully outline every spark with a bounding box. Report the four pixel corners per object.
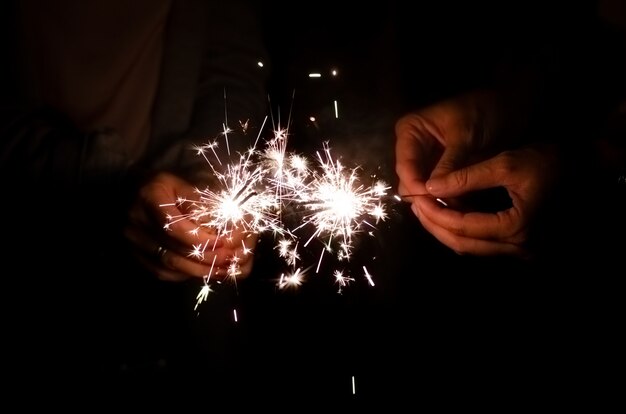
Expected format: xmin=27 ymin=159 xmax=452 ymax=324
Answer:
xmin=278 ymin=267 xmax=308 ymax=290
xmin=276 ymin=238 xmax=300 ymax=267
xmin=242 ymin=238 xmax=253 ymax=255
xmin=308 ymin=73 xmax=322 ymax=78
xmin=334 ymin=270 xmax=354 ymax=286
xmin=334 ymin=100 xmax=339 ymax=118
xmin=177 ymin=116 xmax=284 ymax=251
xmin=239 ymin=119 xmax=250 ymax=134
xmin=334 ymin=269 xmax=354 ymax=294
xmin=363 ymin=266 xmax=375 ymax=286
xmin=227 ymin=256 xmax=242 ymax=279
xmin=163 ymin=106 xmax=392 ymax=306
xmin=194 ymin=283 xmax=213 ymax=311
xmin=291 ymin=142 xmax=390 ymax=271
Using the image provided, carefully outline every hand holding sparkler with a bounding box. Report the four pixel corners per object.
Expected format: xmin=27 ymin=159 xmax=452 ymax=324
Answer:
xmin=160 ymin=114 xmax=393 ymax=302
xmin=124 ymin=172 xmax=257 ymax=282
xmin=417 ymin=144 xmax=562 ymax=258
xmin=395 ymin=90 xmax=564 ymax=258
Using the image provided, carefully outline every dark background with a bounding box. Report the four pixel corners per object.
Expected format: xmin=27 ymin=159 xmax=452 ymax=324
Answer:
xmin=5 ymin=0 xmax=624 ymax=407
xmin=171 ymin=0 xmax=623 ymax=405
xmin=84 ymin=0 xmax=626 ymax=405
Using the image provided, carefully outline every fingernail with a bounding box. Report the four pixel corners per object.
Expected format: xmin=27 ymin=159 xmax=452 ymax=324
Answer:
xmin=426 ymin=178 xmax=442 ymax=193
xmin=411 ymin=203 xmax=420 ymax=218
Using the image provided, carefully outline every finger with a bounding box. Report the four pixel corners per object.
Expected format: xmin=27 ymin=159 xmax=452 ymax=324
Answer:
xmin=219 ymin=234 xmax=258 ymax=277
xmin=161 ymin=246 xmax=238 ymax=278
xmin=229 ymin=242 xmax=257 ymax=267
xmin=417 ymin=196 xmax=522 ymax=240
xmin=395 ymin=161 xmax=428 ymax=197
xmin=426 ymin=157 xmax=503 ymax=198
xmin=140 ymin=177 xmax=224 ymax=249
xmin=128 ymin=207 xmax=222 ymax=258
xmin=397 ymin=182 xmax=430 ymax=201
xmin=395 ymin=115 xmax=442 ymax=196
xmin=164 ymin=226 xmax=257 ymax=269
xmin=429 ymin=145 xmax=468 ymax=179
xmin=234 ymin=255 xmax=255 ymax=279
xmin=157 ymin=203 xmax=224 ymax=249
xmin=416 ymin=205 xmax=526 ymax=257
xmin=125 ymin=224 xmax=236 ymax=277
xmin=397 ymin=182 xmax=410 ymax=197
xmin=214 ymin=226 xmax=258 ymax=249
xmin=124 ymin=220 xmax=213 ymax=265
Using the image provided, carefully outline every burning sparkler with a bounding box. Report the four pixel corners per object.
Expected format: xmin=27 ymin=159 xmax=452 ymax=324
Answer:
xmin=291 ymin=142 xmax=390 ymax=272
xmin=162 ymin=110 xmax=393 ymax=309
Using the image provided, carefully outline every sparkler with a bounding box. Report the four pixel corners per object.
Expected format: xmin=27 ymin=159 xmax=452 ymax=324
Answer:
xmin=162 ymin=111 xmax=395 ymax=308
xmin=396 ymin=193 xmax=449 ymax=206
xmin=288 ymin=141 xmax=390 ymax=275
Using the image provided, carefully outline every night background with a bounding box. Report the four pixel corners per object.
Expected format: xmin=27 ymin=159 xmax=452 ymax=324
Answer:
xmin=3 ymin=0 xmax=624 ymax=407
xmin=191 ymin=0 xmax=625 ymax=404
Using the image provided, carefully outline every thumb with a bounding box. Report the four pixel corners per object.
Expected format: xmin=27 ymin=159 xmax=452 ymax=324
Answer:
xmin=426 ymin=158 xmax=501 ymax=198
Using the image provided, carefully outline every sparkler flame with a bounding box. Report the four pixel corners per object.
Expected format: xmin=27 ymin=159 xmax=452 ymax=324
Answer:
xmin=163 ymin=114 xmax=391 ymax=309
xmin=293 ymin=142 xmax=390 ymax=269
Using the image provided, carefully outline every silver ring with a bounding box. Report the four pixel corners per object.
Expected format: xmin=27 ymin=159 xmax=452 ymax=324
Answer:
xmin=156 ymin=245 xmax=167 ymax=260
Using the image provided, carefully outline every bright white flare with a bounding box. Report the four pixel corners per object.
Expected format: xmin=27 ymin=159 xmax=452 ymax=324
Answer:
xmin=163 ymin=117 xmax=390 ymax=309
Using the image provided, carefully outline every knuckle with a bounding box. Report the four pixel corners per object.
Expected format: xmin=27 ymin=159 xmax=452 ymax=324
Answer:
xmin=452 ymin=226 xmax=467 ymax=238
xmin=395 ymin=113 xmax=425 ymax=135
xmin=394 ymin=114 xmax=413 ymax=132
xmin=453 ymin=168 xmax=469 ymax=189
xmin=495 ymin=151 xmax=518 ymax=175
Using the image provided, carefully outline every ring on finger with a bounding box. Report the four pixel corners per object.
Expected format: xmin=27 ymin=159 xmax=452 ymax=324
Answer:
xmin=155 ymin=245 xmax=167 ymax=261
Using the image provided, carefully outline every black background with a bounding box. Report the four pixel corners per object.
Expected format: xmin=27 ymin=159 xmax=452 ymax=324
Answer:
xmin=4 ymin=0 xmax=624 ymax=408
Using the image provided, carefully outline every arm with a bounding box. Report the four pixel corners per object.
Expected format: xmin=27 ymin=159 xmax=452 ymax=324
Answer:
xmin=142 ymin=0 xmax=270 ymax=184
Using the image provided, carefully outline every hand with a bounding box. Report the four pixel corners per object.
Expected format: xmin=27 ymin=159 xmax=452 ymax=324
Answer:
xmin=124 ymin=172 xmax=257 ymax=282
xmin=395 ymin=90 xmax=501 ymax=198
xmin=412 ymin=145 xmax=562 ymax=258
xmin=394 ymin=87 xmax=533 ymax=195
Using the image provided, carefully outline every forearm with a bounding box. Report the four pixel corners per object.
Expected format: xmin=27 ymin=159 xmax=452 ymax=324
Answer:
xmin=147 ymin=0 xmax=269 ymax=186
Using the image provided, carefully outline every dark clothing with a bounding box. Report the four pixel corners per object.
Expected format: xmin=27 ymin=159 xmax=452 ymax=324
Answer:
xmin=1 ymin=0 xmax=269 ymax=397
